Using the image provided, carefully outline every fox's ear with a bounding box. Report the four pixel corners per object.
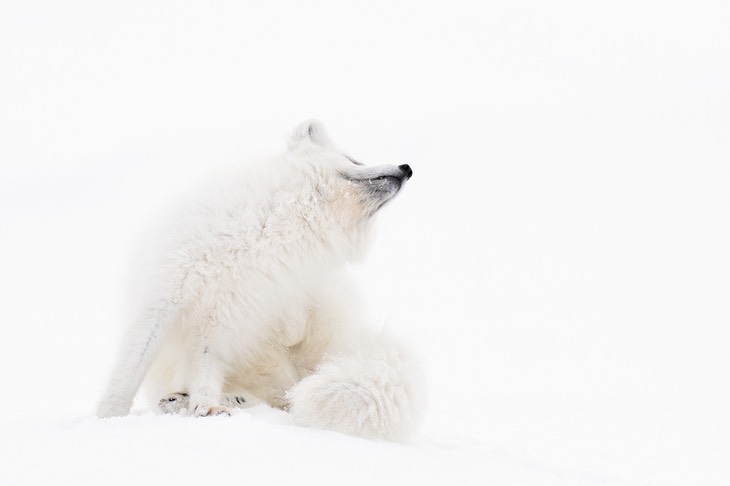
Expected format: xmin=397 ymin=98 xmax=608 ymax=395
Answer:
xmin=288 ymin=120 xmax=332 ymax=149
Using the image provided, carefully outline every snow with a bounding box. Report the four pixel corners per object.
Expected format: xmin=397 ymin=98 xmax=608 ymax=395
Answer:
xmin=1 ymin=1 xmax=729 ymax=484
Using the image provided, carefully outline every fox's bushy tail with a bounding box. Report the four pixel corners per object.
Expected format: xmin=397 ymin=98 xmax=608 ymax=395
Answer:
xmin=286 ymin=332 xmax=424 ymax=441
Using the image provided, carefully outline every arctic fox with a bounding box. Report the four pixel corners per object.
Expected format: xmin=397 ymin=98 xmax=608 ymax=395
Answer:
xmin=97 ymin=121 xmax=422 ymax=441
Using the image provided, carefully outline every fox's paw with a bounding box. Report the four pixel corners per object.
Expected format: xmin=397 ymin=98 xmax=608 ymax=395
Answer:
xmin=159 ymin=392 xmax=189 ymax=414
xmin=159 ymin=392 xmax=249 ymax=415
xmin=224 ymin=395 xmax=248 ymax=408
xmin=192 ymin=405 xmax=231 ymax=417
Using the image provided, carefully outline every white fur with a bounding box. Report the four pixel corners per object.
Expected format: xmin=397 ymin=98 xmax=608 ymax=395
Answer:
xmin=97 ymin=121 xmax=422 ymax=441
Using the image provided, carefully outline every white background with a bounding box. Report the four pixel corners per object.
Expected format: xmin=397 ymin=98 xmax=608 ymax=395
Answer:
xmin=1 ymin=1 xmax=728 ymax=484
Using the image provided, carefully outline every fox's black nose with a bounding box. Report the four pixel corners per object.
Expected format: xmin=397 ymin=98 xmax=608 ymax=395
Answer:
xmin=399 ymin=164 xmax=413 ymax=180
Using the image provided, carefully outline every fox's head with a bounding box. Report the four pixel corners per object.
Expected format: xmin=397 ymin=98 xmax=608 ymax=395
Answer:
xmin=283 ymin=120 xmax=413 ymax=262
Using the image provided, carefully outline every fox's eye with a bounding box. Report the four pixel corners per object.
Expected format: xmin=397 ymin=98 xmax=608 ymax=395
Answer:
xmin=345 ymin=155 xmax=364 ymax=166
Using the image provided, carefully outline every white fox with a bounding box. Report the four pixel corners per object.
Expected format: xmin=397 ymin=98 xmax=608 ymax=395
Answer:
xmin=97 ymin=121 xmax=422 ymax=441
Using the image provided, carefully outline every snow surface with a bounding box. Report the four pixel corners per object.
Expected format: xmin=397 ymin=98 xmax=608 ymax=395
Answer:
xmin=1 ymin=1 xmax=729 ymax=484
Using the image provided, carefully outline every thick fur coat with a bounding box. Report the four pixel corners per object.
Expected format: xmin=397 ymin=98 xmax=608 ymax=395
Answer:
xmin=97 ymin=121 xmax=422 ymax=441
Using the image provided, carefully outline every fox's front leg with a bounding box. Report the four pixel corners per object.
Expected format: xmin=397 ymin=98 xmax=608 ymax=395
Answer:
xmin=187 ymin=342 xmax=230 ymax=417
